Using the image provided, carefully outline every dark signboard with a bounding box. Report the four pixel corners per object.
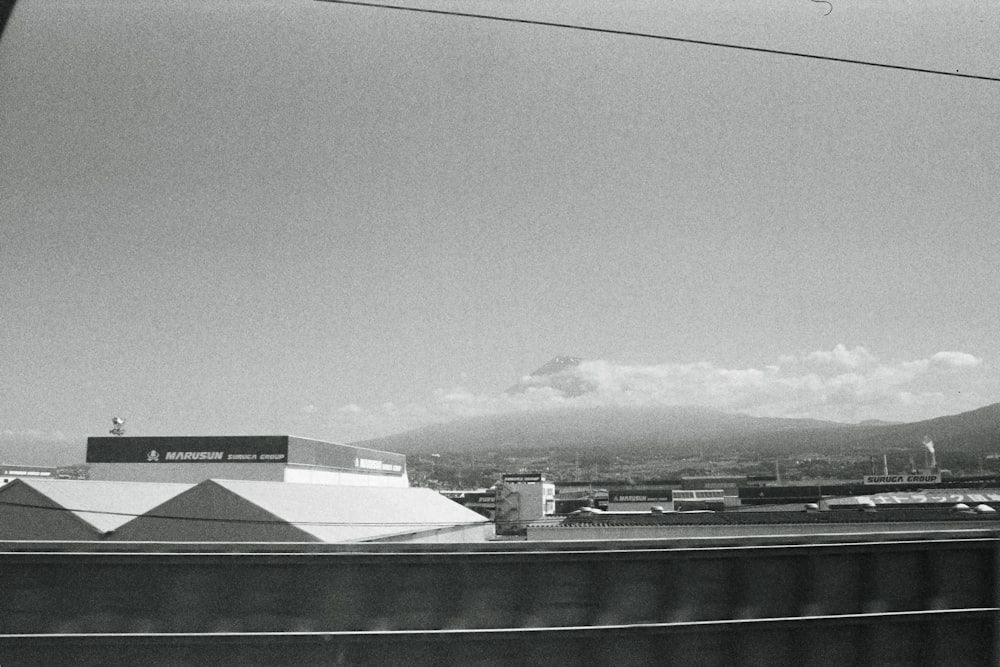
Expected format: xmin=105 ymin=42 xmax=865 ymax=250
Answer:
xmin=87 ymin=436 xmax=288 ymax=464
xmin=608 ymin=490 xmax=673 ymax=503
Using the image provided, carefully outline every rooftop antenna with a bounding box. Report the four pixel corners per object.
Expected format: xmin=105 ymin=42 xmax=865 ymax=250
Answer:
xmin=110 ymin=417 xmax=125 ymax=437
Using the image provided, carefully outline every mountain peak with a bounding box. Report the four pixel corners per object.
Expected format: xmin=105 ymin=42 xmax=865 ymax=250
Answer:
xmin=506 ymin=356 xmax=588 ymax=396
xmin=528 ymin=356 xmax=583 ymax=377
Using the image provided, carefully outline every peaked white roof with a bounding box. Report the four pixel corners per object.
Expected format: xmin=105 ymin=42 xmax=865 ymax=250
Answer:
xmin=18 ymin=479 xmax=193 ymax=534
xmin=211 ymin=479 xmax=489 ymax=542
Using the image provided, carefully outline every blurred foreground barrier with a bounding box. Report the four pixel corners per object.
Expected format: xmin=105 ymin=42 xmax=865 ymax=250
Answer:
xmin=1 ymin=532 xmax=998 ymax=665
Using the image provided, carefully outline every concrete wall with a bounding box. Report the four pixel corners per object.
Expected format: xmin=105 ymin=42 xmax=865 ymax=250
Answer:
xmin=283 ymin=465 xmax=409 ymax=487
xmin=89 ymin=462 xmax=284 ymax=483
xmin=3 ymin=533 xmax=997 ymax=666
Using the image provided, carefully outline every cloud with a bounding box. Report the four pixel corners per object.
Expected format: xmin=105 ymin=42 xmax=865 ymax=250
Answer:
xmin=780 ymin=344 xmax=878 ymax=369
xmin=0 ymin=429 xmax=67 ymax=442
xmin=323 ymin=346 xmax=987 ymax=440
xmin=930 ymin=351 xmax=982 ymax=368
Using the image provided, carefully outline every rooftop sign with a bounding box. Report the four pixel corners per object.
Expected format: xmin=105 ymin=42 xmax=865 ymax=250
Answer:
xmin=863 ymin=473 xmax=941 ymax=485
xmin=87 ymin=436 xmax=288 ymax=464
xmin=848 ymin=492 xmax=1000 ymax=505
xmin=502 ymin=473 xmax=545 ymax=483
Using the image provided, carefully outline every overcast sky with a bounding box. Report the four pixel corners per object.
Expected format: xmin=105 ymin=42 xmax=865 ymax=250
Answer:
xmin=2 ymin=0 xmax=997 ymax=444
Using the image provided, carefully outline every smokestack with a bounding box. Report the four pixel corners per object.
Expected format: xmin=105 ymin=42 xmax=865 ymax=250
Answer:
xmin=922 ymin=436 xmax=937 ymax=470
xmin=882 ymin=454 xmax=889 ymax=476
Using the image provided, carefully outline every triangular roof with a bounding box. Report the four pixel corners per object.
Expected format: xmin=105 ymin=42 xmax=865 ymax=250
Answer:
xmin=212 ymin=479 xmax=489 ymax=542
xmin=109 ymin=480 xmax=318 ymax=542
xmin=109 ymin=479 xmax=490 ymax=542
xmin=18 ymin=478 xmax=193 ymax=533
xmin=0 ymin=478 xmax=192 ymax=537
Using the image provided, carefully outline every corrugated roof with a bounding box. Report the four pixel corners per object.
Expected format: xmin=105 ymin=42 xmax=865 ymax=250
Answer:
xmin=560 ymin=508 xmax=1000 ymax=527
xmin=825 ymin=490 xmax=1000 ymax=507
xmin=211 ymin=480 xmax=489 ymax=542
xmin=19 ymin=479 xmax=193 ymax=533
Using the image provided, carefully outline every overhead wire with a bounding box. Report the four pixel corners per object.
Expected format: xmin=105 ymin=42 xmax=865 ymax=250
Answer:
xmin=315 ymin=0 xmax=1000 ymax=83
xmin=0 ymin=499 xmax=505 ymax=528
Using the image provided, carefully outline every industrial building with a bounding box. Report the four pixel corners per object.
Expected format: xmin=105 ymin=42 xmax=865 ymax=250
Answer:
xmin=0 ymin=477 xmax=491 ymax=543
xmin=492 ymin=473 xmax=556 ymax=534
xmin=108 ymin=479 xmax=493 ymax=543
xmin=1 ymin=434 xmax=493 ymax=542
xmin=0 ymin=478 xmax=192 ymax=540
xmin=87 ymin=435 xmax=407 ymax=486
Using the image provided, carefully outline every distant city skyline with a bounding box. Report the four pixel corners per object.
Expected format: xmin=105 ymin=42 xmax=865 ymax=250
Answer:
xmin=2 ymin=1 xmax=998 ymax=445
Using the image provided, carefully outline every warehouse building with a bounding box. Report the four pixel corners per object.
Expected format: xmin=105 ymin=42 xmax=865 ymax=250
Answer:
xmin=87 ymin=435 xmax=408 ymax=487
xmin=0 ymin=478 xmax=492 ymax=543
xmin=0 ymin=478 xmax=191 ymax=540
xmin=109 ymin=479 xmax=493 ymax=543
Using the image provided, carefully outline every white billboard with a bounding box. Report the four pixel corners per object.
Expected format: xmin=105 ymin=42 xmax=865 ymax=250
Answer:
xmin=863 ymin=473 xmax=941 ymax=485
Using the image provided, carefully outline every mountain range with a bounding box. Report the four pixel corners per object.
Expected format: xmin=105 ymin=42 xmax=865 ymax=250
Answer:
xmin=356 ymin=357 xmax=1000 ymax=460
xmin=354 ymin=401 xmax=1000 ymax=459
xmin=3 ymin=358 xmax=998 ymax=467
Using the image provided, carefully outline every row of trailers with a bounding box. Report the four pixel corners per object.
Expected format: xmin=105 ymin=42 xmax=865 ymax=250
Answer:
xmin=2 ymin=530 xmax=1000 ymax=665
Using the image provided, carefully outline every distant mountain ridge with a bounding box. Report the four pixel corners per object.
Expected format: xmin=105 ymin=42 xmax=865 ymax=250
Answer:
xmin=357 ymin=356 xmax=1000 ymax=458
xmin=353 ymin=404 xmax=849 ymax=455
xmin=5 ymin=358 xmax=998 ymax=466
xmin=3 ymin=403 xmax=997 ymax=467
xmin=354 ymin=401 xmax=1000 ymax=458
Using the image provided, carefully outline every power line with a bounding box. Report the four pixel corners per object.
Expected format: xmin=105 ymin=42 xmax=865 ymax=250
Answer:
xmin=0 ymin=499 xmax=499 ymax=528
xmin=315 ymin=0 xmax=1000 ymax=83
